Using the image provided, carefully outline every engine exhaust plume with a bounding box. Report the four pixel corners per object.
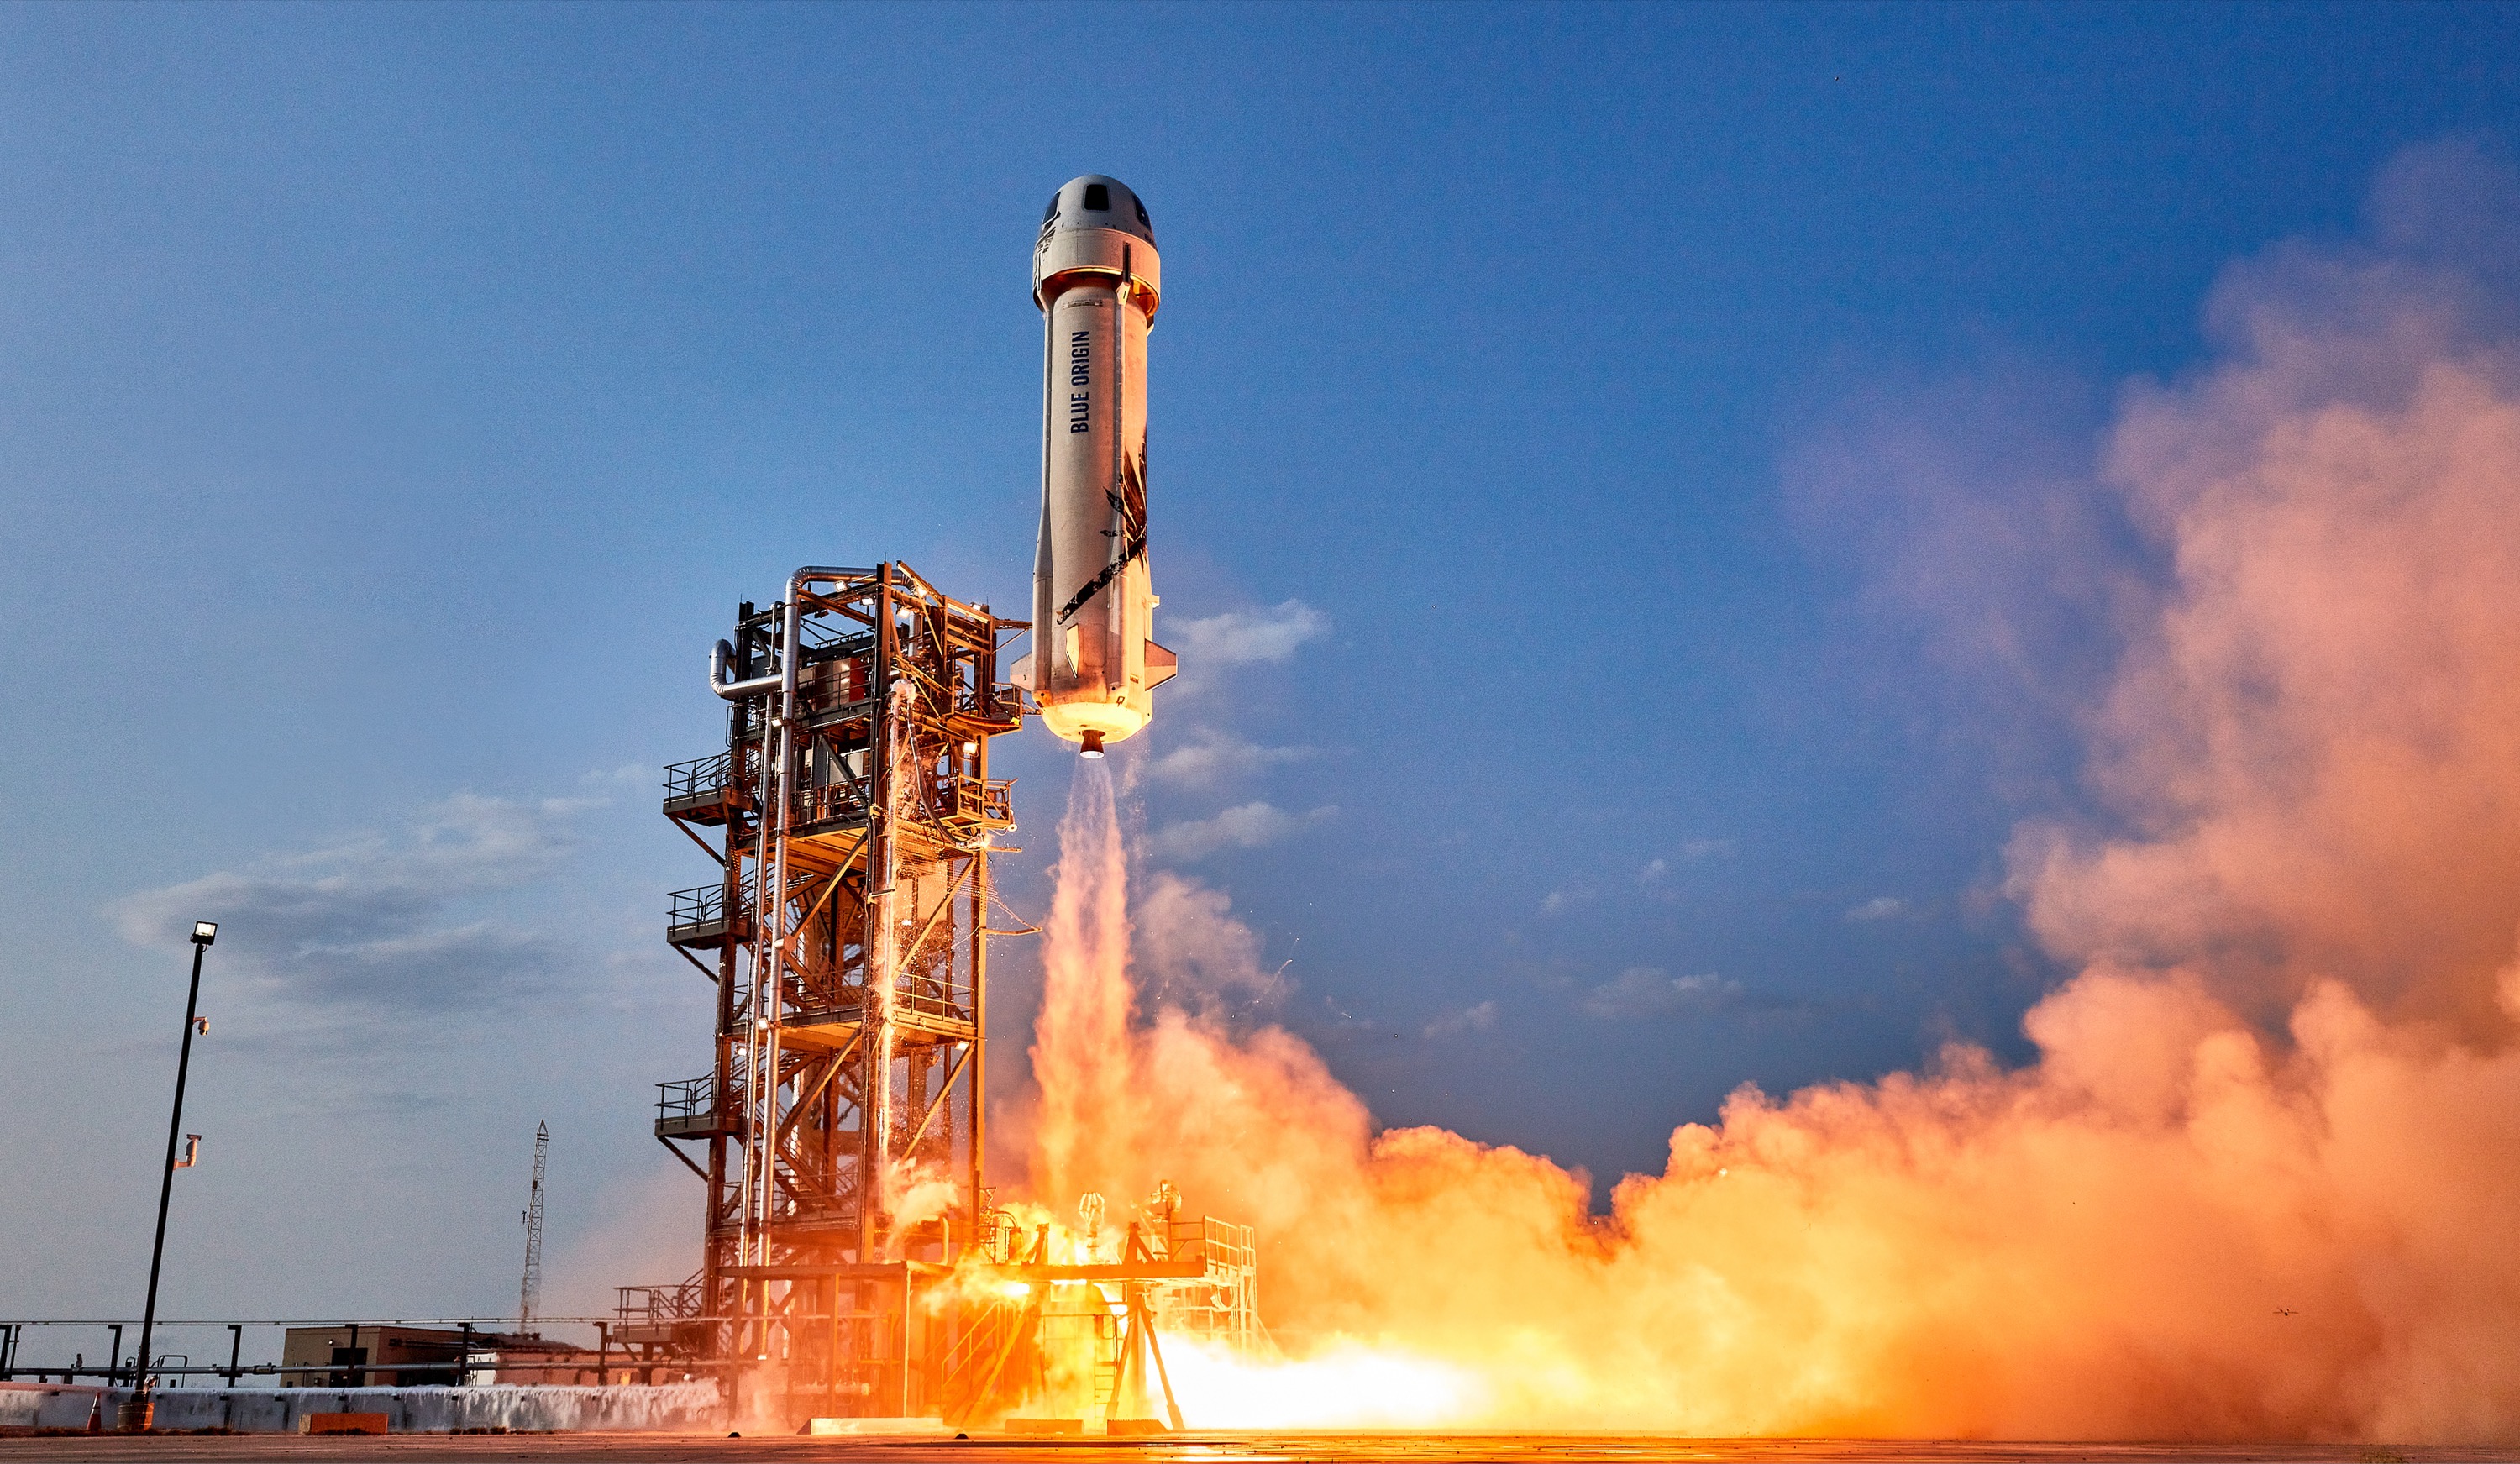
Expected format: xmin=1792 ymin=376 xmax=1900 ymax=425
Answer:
xmin=1008 ymin=142 xmax=2520 ymax=1443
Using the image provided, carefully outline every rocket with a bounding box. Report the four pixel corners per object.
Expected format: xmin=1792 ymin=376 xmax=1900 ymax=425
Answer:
xmin=1012 ymin=174 xmax=1175 ymax=758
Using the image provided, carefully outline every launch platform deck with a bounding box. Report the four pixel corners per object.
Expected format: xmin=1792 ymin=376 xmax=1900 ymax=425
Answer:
xmin=0 ymin=1436 xmax=2501 ymax=1464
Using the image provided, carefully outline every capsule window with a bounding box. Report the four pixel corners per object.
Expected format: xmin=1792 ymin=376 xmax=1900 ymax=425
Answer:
xmin=1042 ymin=195 xmax=1060 ymax=223
xmin=1134 ymin=197 xmax=1151 ymax=227
xmin=1083 ymin=183 xmax=1110 ymax=212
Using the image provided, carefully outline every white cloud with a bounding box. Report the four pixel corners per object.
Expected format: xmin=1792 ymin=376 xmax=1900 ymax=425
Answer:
xmin=1174 ymin=599 xmax=1329 ymax=668
xmin=1143 ymin=801 xmax=1337 ymax=862
xmin=1641 ymin=842 xmax=1734 ymax=891
xmin=1540 ymin=882 xmax=1596 ymax=915
xmin=1144 ymin=730 xmax=1317 ymax=788
xmin=113 ymin=792 xmax=597 ymax=1010
xmin=1423 ymin=1000 xmax=1499 ymax=1040
xmin=1579 ymin=967 xmax=1740 ymax=1020
xmin=1844 ymin=895 xmax=1910 ymax=922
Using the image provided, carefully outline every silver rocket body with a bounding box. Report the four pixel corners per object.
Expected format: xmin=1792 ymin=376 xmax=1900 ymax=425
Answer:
xmin=1015 ymin=174 xmax=1174 ymax=753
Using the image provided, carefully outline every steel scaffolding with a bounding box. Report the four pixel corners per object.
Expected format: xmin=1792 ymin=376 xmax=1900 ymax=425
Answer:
xmin=656 ymin=563 xmax=1025 ymax=1423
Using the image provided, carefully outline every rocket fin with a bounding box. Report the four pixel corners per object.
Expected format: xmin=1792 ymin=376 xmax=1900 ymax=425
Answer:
xmin=1144 ymin=640 xmax=1177 ymax=689
xmin=1010 ymin=652 xmax=1034 ymax=691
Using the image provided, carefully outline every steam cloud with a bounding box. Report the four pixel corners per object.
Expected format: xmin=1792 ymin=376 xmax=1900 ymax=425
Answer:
xmin=1011 ymin=142 xmax=2520 ymax=1440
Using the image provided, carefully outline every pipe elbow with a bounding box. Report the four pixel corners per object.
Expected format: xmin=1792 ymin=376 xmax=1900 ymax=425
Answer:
xmin=711 ymin=639 xmax=779 ymax=701
xmin=787 ymin=565 xmax=874 ymax=596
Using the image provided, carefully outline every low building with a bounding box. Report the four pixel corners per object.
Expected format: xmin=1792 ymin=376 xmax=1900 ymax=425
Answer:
xmin=278 ymin=1327 xmax=605 ymax=1388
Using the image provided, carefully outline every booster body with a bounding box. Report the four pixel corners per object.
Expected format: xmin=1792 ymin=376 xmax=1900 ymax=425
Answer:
xmin=1017 ymin=175 xmax=1174 ymax=753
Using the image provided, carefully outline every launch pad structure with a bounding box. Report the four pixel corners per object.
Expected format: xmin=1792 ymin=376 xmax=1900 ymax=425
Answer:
xmin=631 ymin=562 xmax=1259 ymax=1430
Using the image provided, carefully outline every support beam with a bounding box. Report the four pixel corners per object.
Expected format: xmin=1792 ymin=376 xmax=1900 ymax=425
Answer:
xmin=657 ymin=1135 xmax=711 ymax=1183
xmin=900 ymin=1042 xmax=973 ymax=1153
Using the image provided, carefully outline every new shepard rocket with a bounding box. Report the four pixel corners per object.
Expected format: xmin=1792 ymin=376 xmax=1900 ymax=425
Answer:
xmin=1013 ymin=175 xmax=1175 ymax=757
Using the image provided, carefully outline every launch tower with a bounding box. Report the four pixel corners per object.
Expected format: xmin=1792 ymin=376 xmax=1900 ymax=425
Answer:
xmin=654 ymin=563 xmax=1025 ymax=1419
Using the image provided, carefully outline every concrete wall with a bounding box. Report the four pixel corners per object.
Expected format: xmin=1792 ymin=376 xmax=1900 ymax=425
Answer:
xmin=0 ymin=1381 xmax=725 ymax=1433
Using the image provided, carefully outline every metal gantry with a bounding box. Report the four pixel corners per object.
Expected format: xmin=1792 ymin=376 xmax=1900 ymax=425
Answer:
xmin=656 ymin=564 xmax=1025 ymax=1421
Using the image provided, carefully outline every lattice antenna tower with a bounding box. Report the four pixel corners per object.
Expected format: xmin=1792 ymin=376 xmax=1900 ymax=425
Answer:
xmin=518 ymin=1120 xmax=548 ymax=1335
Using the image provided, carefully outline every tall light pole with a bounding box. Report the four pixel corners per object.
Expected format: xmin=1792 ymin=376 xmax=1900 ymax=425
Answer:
xmin=123 ymin=920 xmax=215 ymax=1432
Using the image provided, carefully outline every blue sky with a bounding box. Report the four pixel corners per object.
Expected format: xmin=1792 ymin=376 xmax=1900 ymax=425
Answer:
xmin=3 ymin=2 xmax=2517 ymax=1356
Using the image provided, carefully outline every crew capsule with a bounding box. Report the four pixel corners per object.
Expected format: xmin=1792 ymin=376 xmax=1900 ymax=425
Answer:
xmin=1011 ymin=175 xmax=1175 ymax=757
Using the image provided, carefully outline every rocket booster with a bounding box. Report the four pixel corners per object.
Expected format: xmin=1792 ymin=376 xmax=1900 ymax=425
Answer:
xmin=1015 ymin=175 xmax=1175 ymax=756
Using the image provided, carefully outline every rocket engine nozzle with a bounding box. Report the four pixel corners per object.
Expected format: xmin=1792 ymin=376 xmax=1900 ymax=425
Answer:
xmin=1079 ymin=729 xmax=1106 ymax=759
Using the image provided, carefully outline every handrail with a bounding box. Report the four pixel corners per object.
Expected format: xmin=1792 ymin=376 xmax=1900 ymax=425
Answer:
xmin=667 ymin=884 xmax=741 ymax=926
xmin=662 ymin=754 xmax=731 ymax=799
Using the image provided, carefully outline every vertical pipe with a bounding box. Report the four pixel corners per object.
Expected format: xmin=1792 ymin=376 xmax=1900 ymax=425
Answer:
xmin=761 ymin=596 xmax=801 ymax=1366
xmin=739 ymin=599 xmax=795 ymax=1363
xmin=861 ymin=566 xmax=897 ymax=1264
xmin=223 ymin=1325 xmax=241 ymax=1385
xmin=712 ymin=634 xmax=745 ymax=1364
xmin=739 ymin=739 xmax=764 ymax=1371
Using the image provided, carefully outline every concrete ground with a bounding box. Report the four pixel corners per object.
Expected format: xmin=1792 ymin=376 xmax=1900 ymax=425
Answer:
xmin=0 ymin=1436 xmax=2501 ymax=1463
